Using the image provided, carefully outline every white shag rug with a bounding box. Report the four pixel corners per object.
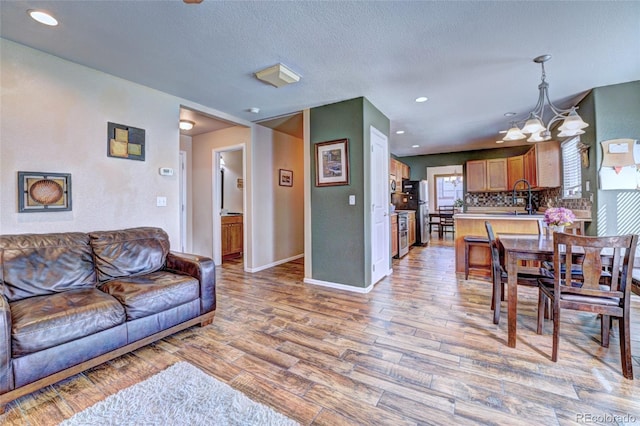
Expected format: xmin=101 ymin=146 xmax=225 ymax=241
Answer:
xmin=60 ymin=362 xmax=299 ymax=426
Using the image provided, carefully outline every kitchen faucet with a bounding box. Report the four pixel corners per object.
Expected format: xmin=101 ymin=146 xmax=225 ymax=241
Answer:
xmin=512 ymin=179 xmax=534 ymax=215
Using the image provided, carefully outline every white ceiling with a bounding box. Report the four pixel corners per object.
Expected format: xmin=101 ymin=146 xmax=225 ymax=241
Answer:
xmin=2 ymin=1 xmax=639 ymax=156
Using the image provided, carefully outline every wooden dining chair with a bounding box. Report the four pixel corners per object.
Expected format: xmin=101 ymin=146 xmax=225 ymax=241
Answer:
xmin=438 ymin=206 xmax=455 ymax=237
xmin=485 ymin=221 xmax=548 ymax=325
xmin=537 ymin=232 xmax=638 ymax=379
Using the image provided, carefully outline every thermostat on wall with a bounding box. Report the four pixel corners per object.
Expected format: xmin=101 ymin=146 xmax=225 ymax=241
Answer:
xmin=159 ymin=167 xmax=174 ymax=176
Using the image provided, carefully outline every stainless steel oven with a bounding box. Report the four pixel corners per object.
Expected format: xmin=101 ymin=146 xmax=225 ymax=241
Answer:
xmin=398 ymin=212 xmax=409 ymax=257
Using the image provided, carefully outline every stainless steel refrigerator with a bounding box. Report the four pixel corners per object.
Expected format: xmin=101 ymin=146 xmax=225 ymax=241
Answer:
xmin=391 ymin=180 xmax=429 ymax=246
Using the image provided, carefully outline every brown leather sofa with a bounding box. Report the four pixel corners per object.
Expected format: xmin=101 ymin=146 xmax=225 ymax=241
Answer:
xmin=0 ymin=227 xmax=215 ymax=411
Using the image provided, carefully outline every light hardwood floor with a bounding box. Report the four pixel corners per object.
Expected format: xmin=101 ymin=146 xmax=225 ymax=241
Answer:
xmin=3 ymin=236 xmax=640 ymax=425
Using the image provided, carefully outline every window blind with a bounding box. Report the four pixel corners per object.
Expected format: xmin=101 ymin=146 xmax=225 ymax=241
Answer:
xmin=562 ymin=137 xmax=581 ymax=198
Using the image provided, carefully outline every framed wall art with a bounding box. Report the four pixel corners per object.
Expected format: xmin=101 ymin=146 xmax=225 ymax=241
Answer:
xmin=18 ymin=171 xmax=72 ymax=212
xmin=279 ymin=169 xmax=293 ymax=187
xmin=315 ymin=138 xmax=349 ymax=187
xmin=107 ymin=122 xmax=145 ymax=161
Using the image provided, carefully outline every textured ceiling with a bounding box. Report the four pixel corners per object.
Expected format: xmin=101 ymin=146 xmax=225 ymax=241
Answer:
xmin=1 ymin=1 xmax=639 ymax=156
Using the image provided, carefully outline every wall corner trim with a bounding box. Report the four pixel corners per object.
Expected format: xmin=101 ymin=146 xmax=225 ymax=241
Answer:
xmin=244 ymin=253 xmax=304 ymax=273
xmin=303 ymin=278 xmax=374 ymax=293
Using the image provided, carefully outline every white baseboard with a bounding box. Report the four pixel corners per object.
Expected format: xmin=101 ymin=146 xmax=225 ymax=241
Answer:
xmin=303 ymin=277 xmax=374 ymax=293
xmin=245 ymin=253 xmax=304 ymax=273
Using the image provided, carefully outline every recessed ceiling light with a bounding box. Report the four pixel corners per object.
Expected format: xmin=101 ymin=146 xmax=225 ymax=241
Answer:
xmin=415 ymin=97 xmax=428 ymax=103
xmin=249 ymin=107 xmax=260 ymax=114
xmin=28 ymin=10 xmax=58 ymax=26
xmin=504 ymin=112 xmax=517 ymax=117
xmin=412 ymin=145 xmax=420 ymax=148
xmin=395 ymin=130 xmax=405 ymax=134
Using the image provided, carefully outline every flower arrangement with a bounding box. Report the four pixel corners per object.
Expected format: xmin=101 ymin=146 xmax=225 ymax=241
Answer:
xmin=544 ymin=207 xmax=575 ymax=227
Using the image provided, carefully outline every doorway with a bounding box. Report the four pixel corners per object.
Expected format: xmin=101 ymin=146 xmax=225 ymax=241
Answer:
xmin=179 ymin=105 xmax=248 ymax=266
xmin=214 ymin=147 xmax=245 ymax=266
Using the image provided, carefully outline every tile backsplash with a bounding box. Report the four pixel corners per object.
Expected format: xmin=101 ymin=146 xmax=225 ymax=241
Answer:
xmin=465 ymin=187 xmax=592 ymax=211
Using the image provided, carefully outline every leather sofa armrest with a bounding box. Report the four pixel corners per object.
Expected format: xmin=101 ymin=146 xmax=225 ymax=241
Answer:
xmin=0 ymin=295 xmax=12 ymax=393
xmin=165 ymin=252 xmax=216 ymax=314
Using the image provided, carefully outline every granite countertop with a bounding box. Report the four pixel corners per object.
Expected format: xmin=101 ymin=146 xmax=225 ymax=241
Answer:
xmin=455 ymin=212 xmax=590 ymax=221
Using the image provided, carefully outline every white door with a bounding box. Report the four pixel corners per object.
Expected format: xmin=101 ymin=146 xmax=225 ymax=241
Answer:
xmin=370 ymin=126 xmax=390 ymax=285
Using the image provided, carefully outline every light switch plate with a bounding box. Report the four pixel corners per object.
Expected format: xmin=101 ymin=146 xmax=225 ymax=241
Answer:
xmin=156 ymin=196 xmax=167 ymax=207
xmin=348 ymin=195 xmax=356 ymax=205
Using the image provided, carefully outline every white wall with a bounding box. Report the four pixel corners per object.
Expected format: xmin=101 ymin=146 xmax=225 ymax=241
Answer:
xmin=221 ymin=149 xmax=243 ymax=214
xmin=1 ymin=39 xmax=252 ymax=251
xmin=251 ymin=125 xmax=304 ymax=270
xmin=1 ymin=39 xmax=180 ymax=241
xmin=191 ymin=126 xmax=250 ymax=258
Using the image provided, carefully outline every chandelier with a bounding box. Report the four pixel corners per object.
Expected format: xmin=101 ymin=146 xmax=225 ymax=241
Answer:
xmin=502 ymin=54 xmax=588 ymax=143
xmin=444 ymin=174 xmax=463 ymax=187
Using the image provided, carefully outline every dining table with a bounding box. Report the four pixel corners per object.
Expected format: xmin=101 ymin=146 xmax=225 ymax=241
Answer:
xmin=497 ymin=234 xmax=555 ymax=348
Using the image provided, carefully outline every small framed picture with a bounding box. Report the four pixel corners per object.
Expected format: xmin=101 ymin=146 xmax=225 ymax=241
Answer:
xmin=18 ymin=171 xmax=72 ymax=212
xmin=279 ymin=169 xmax=293 ymax=187
xmin=315 ymin=138 xmax=349 ymax=186
xmin=107 ymin=122 xmax=145 ymax=161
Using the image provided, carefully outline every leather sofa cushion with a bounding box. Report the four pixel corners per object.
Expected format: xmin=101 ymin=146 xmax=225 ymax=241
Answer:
xmin=99 ymin=271 xmax=199 ymax=320
xmin=89 ymin=227 xmax=170 ymax=282
xmin=10 ymin=289 xmax=125 ymax=357
xmin=0 ymin=232 xmax=96 ymax=302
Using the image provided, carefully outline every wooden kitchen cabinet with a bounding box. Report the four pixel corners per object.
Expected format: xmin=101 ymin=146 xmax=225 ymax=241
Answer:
xmin=401 ymin=163 xmax=410 ymax=180
xmin=507 ymin=155 xmax=525 ymax=190
xmin=466 ymin=158 xmax=507 ymax=192
xmin=524 ymin=147 xmax=537 ymax=188
xmin=486 ymin=158 xmax=508 ymax=190
xmin=390 ymin=158 xmax=410 ymax=192
xmin=221 ymin=215 xmax=243 ymax=259
xmin=391 ymin=214 xmax=398 ymax=257
xmin=531 ymin=141 xmax=560 ymax=188
xmin=407 ymin=211 xmax=416 ymax=246
xmin=466 ymin=160 xmax=487 ymax=192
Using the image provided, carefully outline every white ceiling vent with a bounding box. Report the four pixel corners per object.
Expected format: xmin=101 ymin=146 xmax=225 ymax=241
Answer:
xmin=255 ymin=63 xmax=300 ymax=88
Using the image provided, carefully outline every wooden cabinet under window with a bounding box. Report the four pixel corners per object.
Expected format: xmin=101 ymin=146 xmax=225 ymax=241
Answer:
xmin=221 ymin=215 xmax=243 ymax=259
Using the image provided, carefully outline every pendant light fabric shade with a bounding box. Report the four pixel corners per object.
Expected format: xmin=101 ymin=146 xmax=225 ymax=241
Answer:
xmin=501 ymin=55 xmax=588 ymax=142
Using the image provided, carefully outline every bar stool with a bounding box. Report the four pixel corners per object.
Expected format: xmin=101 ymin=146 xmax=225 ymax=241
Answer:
xmin=464 ymin=235 xmax=489 ymax=279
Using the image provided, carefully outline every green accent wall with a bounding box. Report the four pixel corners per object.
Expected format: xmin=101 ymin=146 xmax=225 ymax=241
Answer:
xmin=310 ymin=97 xmax=389 ymax=288
xmin=577 ymin=80 xmax=640 ymax=236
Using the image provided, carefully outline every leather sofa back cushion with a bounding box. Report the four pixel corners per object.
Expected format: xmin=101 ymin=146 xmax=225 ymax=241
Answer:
xmin=90 ymin=227 xmax=170 ymax=282
xmin=0 ymin=233 xmax=97 ymax=302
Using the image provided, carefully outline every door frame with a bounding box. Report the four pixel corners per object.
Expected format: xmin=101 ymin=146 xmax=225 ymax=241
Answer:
xmin=179 ymin=150 xmax=187 ymax=252
xmin=212 ymin=145 xmax=246 ymax=266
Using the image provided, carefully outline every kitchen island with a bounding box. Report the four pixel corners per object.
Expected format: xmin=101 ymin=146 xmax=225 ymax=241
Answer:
xmin=454 ymin=212 xmax=590 ymax=279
